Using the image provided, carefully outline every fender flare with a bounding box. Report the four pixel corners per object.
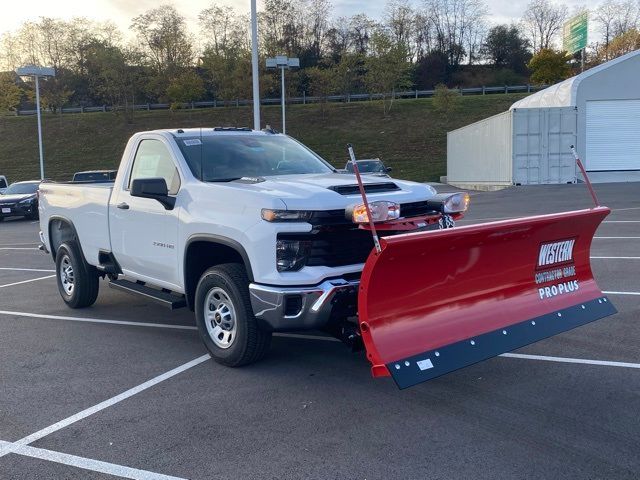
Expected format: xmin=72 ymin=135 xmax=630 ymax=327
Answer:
xmin=47 ymin=215 xmax=88 ymax=264
xmin=183 ymin=234 xmax=255 ymax=309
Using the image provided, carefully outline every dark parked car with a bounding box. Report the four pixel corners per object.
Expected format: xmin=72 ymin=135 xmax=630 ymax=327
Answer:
xmin=0 ymin=175 xmax=8 ymax=194
xmin=0 ymin=180 xmax=41 ymax=221
xmin=344 ymin=158 xmax=392 ymax=176
xmin=72 ymin=170 xmax=117 ymax=183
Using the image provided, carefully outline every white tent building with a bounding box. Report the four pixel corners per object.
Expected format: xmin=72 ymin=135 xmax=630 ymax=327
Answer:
xmin=446 ymin=50 xmax=640 ymax=188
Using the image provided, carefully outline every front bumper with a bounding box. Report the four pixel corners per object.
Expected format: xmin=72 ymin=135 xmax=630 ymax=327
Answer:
xmin=0 ymin=203 xmax=37 ymax=218
xmin=249 ymin=278 xmax=359 ymax=331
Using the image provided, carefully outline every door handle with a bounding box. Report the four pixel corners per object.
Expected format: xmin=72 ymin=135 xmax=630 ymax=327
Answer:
xmin=117 ymin=202 xmax=130 ymax=210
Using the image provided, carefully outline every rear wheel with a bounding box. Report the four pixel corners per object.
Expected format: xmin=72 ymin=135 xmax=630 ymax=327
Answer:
xmin=55 ymin=241 xmax=99 ymax=308
xmin=195 ymin=263 xmax=271 ymax=367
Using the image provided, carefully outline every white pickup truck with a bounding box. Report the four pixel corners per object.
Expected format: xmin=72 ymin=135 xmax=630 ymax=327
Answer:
xmin=39 ymin=127 xmax=468 ymax=367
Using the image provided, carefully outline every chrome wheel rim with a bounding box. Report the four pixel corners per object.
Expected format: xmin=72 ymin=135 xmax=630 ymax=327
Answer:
xmin=204 ymin=287 xmax=237 ymax=349
xmin=59 ymin=254 xmax=75 ymax=296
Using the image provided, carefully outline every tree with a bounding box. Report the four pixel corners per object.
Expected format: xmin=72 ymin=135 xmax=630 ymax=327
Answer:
xmin=528 ymin=48 xmax=571 ymax=84
xmin=595 ymin=0 xmax=640 ymax=59
xmin=301 ymin=0 xmax=333 ymax=63
xmin=260 ymin=0 xmax=303 ymax=57
xmin=433 ymin=83 xmax=460 ymax=120
xmin=595 ymin=0 xmax=621 ymax=55
xmin=482 ymin=25 xmax=532 ymax=74
xmin=522 ymin=0 xmax=568 ymax=52
xmin=166 ymin=70 xmax=205 ymax=108
xmin=325 ymin=18 xmax=352 ymax=63
xmin=198 ymin=5 xmax=248 ymax=59
xmin=423 ymin=0 xmax=488 ymax=67
xmin=598 ymin=28 xmax=640 ymax=61
xmin=39 ymin=76 xmax=74 ymax=113
xmin=0 ymin=73 xmax=22 ymax=111
xmin=384 ymin=0 xmax=416 ymax=60
xmin=349 ymin=14 xmax=378 ymax=56
xmin=131 ymin=6 xmax=194 ymax=77
xmin=414 ymin=50 xmax=449 ymax=88
xmin=364 ymin=31 xmax=412 ymax=116
xmin=305 ymin=66 xmax=333 ymax=117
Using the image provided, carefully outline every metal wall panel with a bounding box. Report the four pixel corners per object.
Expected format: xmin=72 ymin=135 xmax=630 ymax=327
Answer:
xmin=447 ymin=111 xmax=513 ymax=185
xmin=512 ymin=108 xmax=577 ymax=184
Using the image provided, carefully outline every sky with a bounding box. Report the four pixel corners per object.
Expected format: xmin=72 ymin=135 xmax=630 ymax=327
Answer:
xmin=0 ymin=0 xmax=602 ymax=38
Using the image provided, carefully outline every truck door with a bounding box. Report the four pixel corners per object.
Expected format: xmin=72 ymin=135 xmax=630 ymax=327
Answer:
xmin=109 ymin=138 xmax=182 ymax=290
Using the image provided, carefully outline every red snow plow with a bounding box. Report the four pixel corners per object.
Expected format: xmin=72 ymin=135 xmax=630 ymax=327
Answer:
xmin=348 ymin=145 xmax=616 ymax=389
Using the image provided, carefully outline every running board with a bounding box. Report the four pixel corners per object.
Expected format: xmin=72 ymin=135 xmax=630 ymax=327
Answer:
xmin=109 ymin=279 xmax=186 ymax=309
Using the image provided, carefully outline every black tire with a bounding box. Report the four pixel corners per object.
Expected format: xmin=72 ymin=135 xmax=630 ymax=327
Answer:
xmin=55 ymin=241 xmax=100 ymax=308
xmin=195 ymin=263 xmax=271 ymax=367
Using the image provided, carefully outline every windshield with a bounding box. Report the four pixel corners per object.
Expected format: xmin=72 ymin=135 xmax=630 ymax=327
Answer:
xmin=175 ymin=134 xmax=334 ymax=182
xmin=5 ymin=183 xmax=38 ymax=195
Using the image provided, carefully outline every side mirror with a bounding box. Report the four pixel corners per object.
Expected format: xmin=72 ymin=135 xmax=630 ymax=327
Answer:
xmin=130 ymin=177 xmax=175 ymax=210
xmin=385 ymin=166 xmax=393 ymax=173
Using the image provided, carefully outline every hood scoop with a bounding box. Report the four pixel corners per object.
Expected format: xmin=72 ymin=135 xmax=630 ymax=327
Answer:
xmin=233 ymin=177 xmax=266 ymax=184
xmin=328 ymin=182 xmax=400 ymax=196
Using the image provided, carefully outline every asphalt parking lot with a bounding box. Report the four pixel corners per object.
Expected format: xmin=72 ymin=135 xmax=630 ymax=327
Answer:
xmin=1 ymin=182 xmax=639 ymax=480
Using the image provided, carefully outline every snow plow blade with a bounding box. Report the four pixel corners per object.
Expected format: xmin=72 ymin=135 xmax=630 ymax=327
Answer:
xmin=358 ymin=207 xmax=616 ymax=389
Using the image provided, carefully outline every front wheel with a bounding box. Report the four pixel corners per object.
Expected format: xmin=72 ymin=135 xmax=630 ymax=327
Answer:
xmin=55 ymin=241 xmax=99 ymax=308
xmin=195 ymin=263 xmax=271 ymax=367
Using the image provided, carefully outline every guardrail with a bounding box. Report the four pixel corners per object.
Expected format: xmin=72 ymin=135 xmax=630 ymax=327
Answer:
xmin=11 ymin=84 xmax=546 ymax=116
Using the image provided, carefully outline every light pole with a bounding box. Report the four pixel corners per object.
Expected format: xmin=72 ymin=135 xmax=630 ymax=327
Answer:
xmin=266 ymin=55 xmax=299 ymax=134
xmin=250 ymin=0 xmax=260 ymax=131
xmin=16 ymin=66 xmax=56 ymax=180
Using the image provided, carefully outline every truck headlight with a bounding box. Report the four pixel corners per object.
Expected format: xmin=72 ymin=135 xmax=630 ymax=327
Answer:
xmin=425 ymin=193 xmax=470 ymax=214
xmin=262 ymin=209 xmax=313 ymax=222
xmin=347 ymin=201 xmax=400 ymax=224
xmin=276 ymin=240 xmax=312 ymax=272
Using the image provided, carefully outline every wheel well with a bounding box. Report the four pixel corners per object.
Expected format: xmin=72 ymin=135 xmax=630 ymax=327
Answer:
xmin=49 ymin=218 xmax=77 ymax=261
xmin=184 ymin=240 xmax=251 ymax=311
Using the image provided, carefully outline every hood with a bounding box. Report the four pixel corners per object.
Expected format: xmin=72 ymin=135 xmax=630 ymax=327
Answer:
xmin=215 ymin=173 xmax=437 ymax=210
xmin=0 ymin=193 xmax=36 ymax=203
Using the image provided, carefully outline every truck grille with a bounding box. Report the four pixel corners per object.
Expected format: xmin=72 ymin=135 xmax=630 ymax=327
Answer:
xmin=309 ymin=201 xmax=439 ymax=227
xmin=279 ymin=229 xmax=375 ymax=267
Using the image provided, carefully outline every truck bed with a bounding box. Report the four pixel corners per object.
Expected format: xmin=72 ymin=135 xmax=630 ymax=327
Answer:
xmin=39 ymin=182 xmax=113 ymax=265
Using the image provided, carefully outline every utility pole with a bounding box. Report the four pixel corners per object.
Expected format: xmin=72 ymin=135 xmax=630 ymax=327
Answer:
xmin=251 ymin=0 xmax=260 ymax=131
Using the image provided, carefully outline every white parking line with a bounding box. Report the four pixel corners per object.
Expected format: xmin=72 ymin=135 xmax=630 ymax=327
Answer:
xmin=0 ymin=354 xmax=210 ymax=460
xmin=591 ymin=256 xmax=640 ymax=260
xmin=0 ymin=440 xmax=186 ymax=480
xmin=594 ymin=237 xmax=640 ymax=239
xmin=0 ymin=267 xmax=55 ymax=272
xmin=603 ymin=291 xmax=640 ymax=296
xmin=501 ymin=353 xmax=640 ymax=369
xmin=0 ymin=275 xmax=55 ymax=288
xmin=610 ymin=207 xmax=640 ymax=211
xmin=0 ymin=243 xmax=39 ymax=247
xmin=0 ymin=310 xmax=198 ymax=330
